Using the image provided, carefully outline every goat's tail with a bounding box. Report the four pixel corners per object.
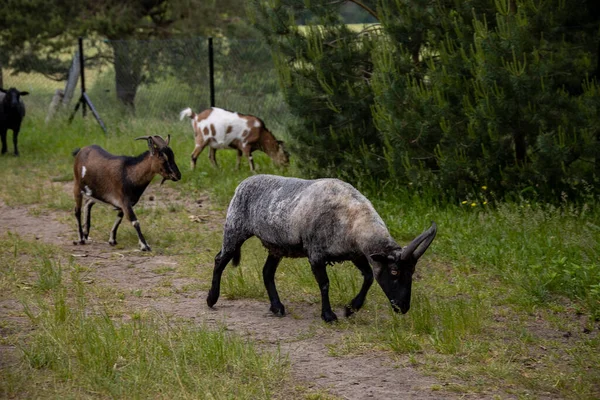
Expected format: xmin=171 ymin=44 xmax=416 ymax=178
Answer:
xmin=72 ymin=148 xmax=81 ymax=157
xmin=232 ymin=247 xmax=241 ymax=267
xmin=179 ymin=107 xmax=195 ymax=121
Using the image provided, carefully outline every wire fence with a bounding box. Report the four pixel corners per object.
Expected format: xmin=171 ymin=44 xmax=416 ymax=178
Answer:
xmin=1 ymin=37 xmax=293 ymax=135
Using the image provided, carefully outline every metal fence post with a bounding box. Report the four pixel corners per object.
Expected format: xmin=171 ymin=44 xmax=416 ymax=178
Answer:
xmin=78 ymin=37 xmax=86 ymax=117
xmin=208 ymin=37 xmax=215 ymax=107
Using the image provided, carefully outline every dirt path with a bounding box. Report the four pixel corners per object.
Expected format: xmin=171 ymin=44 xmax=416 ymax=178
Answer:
xmin=0 ymin=186 xmax=463 ymax=400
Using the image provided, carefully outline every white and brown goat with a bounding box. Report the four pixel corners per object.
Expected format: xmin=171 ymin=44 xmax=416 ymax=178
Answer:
xmin=179 ymin=107 xmax=289 ymax=171
xmin=72 ymin=135 xmax=181 ymax=251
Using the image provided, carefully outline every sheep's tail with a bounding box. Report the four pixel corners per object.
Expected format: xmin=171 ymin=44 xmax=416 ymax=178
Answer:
xmin=179 ymin=107 xmax=195 ymax=121
xmin=232 ymin=247 xmax=241 ymax=267
xmin=72 ymin=148 xmax=81 ymax=157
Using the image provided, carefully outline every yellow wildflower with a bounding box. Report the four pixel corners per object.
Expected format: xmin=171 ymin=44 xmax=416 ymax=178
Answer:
xmin=482 ymin=186 xmax=488 ymax=190
xmin=461 ymin=201 xmax=468 ymax=205
xmin=483 ymin=201 xmax=488 ymax=205
xmin=471 ymin=202 xmax=477 ymax=207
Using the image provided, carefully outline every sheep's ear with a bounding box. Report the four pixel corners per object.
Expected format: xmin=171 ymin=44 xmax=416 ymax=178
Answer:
xmin=20 ymin=91 xmax=29 ymax=96
xmin=370 ymin=253 xmax=395 ymax=264
xmin=0 ymin=88 xmax=6 ymax=93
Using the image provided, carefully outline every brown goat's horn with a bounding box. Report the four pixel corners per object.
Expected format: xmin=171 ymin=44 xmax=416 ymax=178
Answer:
xmin=401 ymin=222 xmax=437 ymax=260
xmin=150 ymin=135 xmax=169 ymax=148
xmin=134 ymin=136 xmax=151 ymax=141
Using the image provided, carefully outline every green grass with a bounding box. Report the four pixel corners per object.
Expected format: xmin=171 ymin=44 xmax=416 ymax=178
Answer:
xmin=0 ymin=77 xmax=598 ymax=399
xmin=0 ymin=233 xmax=289 ymax=400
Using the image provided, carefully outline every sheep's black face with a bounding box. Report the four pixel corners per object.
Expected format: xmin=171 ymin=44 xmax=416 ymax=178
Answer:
xmin=1 ymin=87 xmax=29 ymax=110
xmin=370 ymin=222 xmax=437 ymax=315
xmin=371 ymin=250 xmax=415 ymax=314
xmin=158 ymin=147 xmax=182 ymax=182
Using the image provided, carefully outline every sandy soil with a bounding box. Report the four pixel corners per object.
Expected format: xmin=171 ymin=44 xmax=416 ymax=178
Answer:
xmin=0 ymin=184 xmax=480 ymax=400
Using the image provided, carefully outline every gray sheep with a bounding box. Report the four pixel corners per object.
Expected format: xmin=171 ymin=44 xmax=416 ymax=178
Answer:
xmin=0 ymin=87 xmax=29 ymax=156
xmin=207 ymin=174 xmax=437 ymax=322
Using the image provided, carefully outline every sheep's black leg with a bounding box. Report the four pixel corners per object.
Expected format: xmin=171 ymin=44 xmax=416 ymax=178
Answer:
xmin=83 ymin=199 xmax=94 ymax=240
xmin=310 ymin=261 xmax=337 ymax=322
xmin=0 ymin=128 xmax=7 ymax=155
xmin=12 ymin=127 xmax=19 ymax=156
xmin=345 ymin=256 xmax=374 ymax=317
xmin=109 ymin=210 xmax=124 ymax=246
xmin=207 ymin=249 xmax=236 ymax=308
xmin=263 ymin=254 xmax=285 ymax=316
xmin=124 ymin=205 xmax=151 ymax=251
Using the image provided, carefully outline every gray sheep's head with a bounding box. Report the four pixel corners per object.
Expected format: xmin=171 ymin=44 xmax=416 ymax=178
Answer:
xmin=135 ymin=135 xmax=182 ymax=184
xmin=0 ymin=87 xmax=29 ymax=109
xmin=369 ymin=222 xmax=437 ymax=314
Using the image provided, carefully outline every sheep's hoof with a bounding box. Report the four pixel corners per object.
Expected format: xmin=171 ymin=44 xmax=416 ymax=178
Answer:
xmin=344 ymin=305 xmax=356 ymax=318
xmin=206 ymin=290 xmax=218 ymax=308
xmin=321 ymin=310 xmax=338 ymax=323
xmin=269 ymin=303 xmax=286 ymax=317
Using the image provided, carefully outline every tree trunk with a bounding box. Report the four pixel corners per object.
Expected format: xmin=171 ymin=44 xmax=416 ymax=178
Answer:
xmin=111 ymin=41 xmax=143 ymax=110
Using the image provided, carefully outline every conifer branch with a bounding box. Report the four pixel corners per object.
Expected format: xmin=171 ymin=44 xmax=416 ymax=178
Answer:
xmin=347 ymin=0 xmax=379 ymax=21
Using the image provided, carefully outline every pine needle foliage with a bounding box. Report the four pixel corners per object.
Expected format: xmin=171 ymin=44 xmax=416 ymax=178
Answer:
xmin=252 ymin=0 xmax=600 ymax=201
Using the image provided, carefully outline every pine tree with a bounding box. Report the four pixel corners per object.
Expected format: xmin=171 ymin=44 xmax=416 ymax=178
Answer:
xmin=250 ymin=0 xmax=382 ymax=181
xmin=254 ymin=0 xmax=600 ymax=200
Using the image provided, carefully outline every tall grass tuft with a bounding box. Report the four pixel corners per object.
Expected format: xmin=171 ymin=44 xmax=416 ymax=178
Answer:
xmin=18 ymin=273 xmax=286 ymax=399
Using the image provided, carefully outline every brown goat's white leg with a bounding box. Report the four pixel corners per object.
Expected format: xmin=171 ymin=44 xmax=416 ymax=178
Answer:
xmin=190 ymin=141 xmax=208 ymax=170
xmin=208 ymin=147 xmax=218 ymax=168
xmin=243 ymin=147 xmax=255 ymax=172
xmin=108 ymin=210 xmax=124 ymax=246
xmin=124 ymin=205 xmax=151 ymax=251
xmin=73 ymin=190 xmax=86 ymax=245
xmin=83 ymin=199 xmax=94 ymax=240
xmin=235 ymin=149 xmax=243 ymax=169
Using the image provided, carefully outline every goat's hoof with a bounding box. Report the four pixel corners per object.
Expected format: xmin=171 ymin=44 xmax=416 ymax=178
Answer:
xmin=207 ymin=290 xmax=218 ymax=308
xmin=322 ymin=311 xmax=338 ymax=323
xmin=73 ymin=240 xmax=86 ymax=245
xmin=269 ymin=303 xmax=286 ymax=317
xmin=108 ymin=240 xmax=117 ymax=246
xmin=140 ymin=246 xmax=151 ymax=252
xmin=344 ymin=305 xmax=356 ymax=318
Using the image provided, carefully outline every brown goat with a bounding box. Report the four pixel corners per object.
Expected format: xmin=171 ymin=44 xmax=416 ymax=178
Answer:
xmin=72 ymin=135 xmax=181 ymax=251
xmin=179 ymin=107 xmax=289 ymax=171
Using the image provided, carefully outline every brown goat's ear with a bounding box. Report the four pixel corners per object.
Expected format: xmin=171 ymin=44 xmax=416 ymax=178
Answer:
xmin=150 ymin=136 xmax=168 ymax=149
xmin=134 ymin=136 xmax=156 ymax=155
xmin=0 ymin=88 xmax=6 ymax=93
xmin=165 ymin=134 xmax=171 ymax=146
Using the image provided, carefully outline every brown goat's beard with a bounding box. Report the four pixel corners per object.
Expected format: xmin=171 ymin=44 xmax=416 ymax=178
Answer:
xmin=160 ymin=177 xmax=167 ymax=185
